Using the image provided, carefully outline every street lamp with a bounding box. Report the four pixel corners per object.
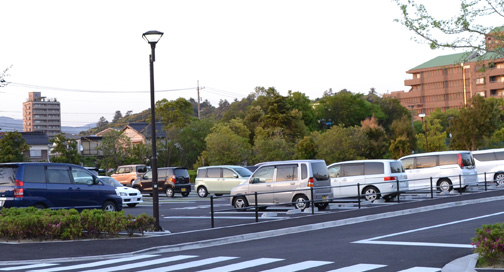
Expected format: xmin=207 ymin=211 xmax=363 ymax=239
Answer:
xmin=418 ymin=113 xmax=428 ymax=152
xmin=143 ymin=30 xmax=163 ymax=231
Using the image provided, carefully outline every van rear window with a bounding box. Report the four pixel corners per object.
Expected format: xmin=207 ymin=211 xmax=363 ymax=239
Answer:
xmin=389 ymin=162 xmax=404 ymax=173
xmin=24 ymin=165 xmax=46 ymax=183
xmin=460 ymin=153 xmax=475 ymax=166
xmin=310 ymin=162 xmax=329 ymax=181
xmin=0 ymin=166 xmax=16 ymax=185
xmin=365 ymin=162 xmax=384 ymax=175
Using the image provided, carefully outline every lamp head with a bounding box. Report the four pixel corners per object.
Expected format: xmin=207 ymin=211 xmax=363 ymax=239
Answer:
xmin=142 ymin=30 xmax=164 ymax=44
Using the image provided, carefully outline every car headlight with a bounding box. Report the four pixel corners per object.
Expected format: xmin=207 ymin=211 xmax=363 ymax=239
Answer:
xmin=119 ymin=192 xmax=127 ymax=196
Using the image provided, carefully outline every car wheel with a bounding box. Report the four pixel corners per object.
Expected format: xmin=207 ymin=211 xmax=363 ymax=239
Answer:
xmin=293 ymin=194 xmax=310 ymax=211
xmin=495 ymin=173 xmax=504 ymax=185
xmin=181 ymin=192 xmax=189 ymax=197
xmin=437 ymin=179 xmax=453 ymax=192
xmin=34 ymin=204 xmax=46 ymax=209
xmin=130 ymin=179 xmax=135 ymax=186
xmin=165 ymin=187 xmax=175 ymax=198
xmin=127 ymin=203 xmax=137 ymax=207
xmin=102 ymin=201 xmax=118 ymax=212
xmin=363 ymin=186 xmax=381 ymax=202
xmin=315 ymin=202 xmax=329 ymax=211
xmin=233 ymin=196 xmax=249 ymax=210
xmin=197 ymin=186 xmax=208 ymax=198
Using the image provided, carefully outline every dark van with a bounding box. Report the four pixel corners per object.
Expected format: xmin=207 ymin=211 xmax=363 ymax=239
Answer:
xmin=0 ymin=163 xmax=123 ymax=211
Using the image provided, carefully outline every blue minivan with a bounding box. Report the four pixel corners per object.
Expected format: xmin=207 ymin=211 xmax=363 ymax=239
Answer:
xmin=0 ymin=163 xmax=122 ymax=211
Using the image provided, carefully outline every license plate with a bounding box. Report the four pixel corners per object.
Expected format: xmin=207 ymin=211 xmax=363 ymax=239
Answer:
xmin=181 ymin=188 xmax=186 ymax=192
xmin=322 ymin=196 xmax=326 ymax=200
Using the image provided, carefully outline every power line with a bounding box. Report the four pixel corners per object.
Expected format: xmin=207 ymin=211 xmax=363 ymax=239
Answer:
xmin=5 ymin=82 xmax=196 ymax=93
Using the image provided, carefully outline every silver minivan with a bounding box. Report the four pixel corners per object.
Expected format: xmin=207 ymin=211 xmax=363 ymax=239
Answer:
xmin=399 ymin=151 xmax=477 ymax=192
xmin=327 ymin=160 xmax=409 ymax=202
xmin=472 ymin=148 xmax=504 ymax=185
xmin=195 ymin=165 xmax=252 ymax=197
xmin=230 ymin=160 xmax=332 ymax=211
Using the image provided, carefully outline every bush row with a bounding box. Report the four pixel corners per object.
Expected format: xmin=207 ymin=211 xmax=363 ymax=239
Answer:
xmin=473 ymin=223 xmax=504 ymax=267
xmin=0 ymin=207 xmax=155 ymax=241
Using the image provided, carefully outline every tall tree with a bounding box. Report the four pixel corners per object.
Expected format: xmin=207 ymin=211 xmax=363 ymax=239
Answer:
xmin=156 ymin=98 xmax=196 ymax=130
xmin=112 ymin=110 xmax=123 ymax=123
xmin=252 ymin=128 xmax=295 ymax=163
xmin=96 ymin=116 xmax=109 ymax=129
xmin=50 ymin=134 xmax=82 ymax=164
xmin=416 ymin=117 xmax=448 ymax=152
xmin=360 ymin=116 xmax=389 ymax=159
xmin=97 ymin=130 xmax=131 ymax=170
xmin=176 ymin=118 xmax=214 ymax=168
xmin=315 ymin=125 xmax=367 ymax=164
xmin=0 ymin=131 xmax=29 ymax=162
xmin=389 ymin=115 xmax=417 ymax=158
xmin=202 ymin=123 xmax=252 ymax=165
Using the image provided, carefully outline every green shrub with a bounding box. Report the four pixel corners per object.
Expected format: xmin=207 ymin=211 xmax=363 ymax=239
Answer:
xmin=473 ymin=223 xmax=504 ymax=267
xmin=0 ymin=207 xmax=155 ymax=241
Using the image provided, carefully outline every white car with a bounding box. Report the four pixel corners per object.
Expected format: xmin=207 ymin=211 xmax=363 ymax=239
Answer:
xmin=99 ymin=176 xmax=143 ymax=207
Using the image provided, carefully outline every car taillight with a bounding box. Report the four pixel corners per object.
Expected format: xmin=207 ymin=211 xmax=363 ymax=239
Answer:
xmin=14 ymin=179 xmax=24 ymax=198
xmin=308 ymin=177 xmax=314 ymax=187
xmin=170 ymin=175 xmax=176 ymax=184
xmin=457 ymin=153 xmax=464 ymax=168
xmin=384 ymin=176 xmax=396 ymax=181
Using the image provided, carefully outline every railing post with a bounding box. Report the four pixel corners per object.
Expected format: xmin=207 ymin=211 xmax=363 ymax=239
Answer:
xmin=396 ymin=179 xmax=400 ymax=203
xmin=430 ymin=177 xmax=434 ymax=199
xmin=254 ymin=192 xmax=259 ymax=222
xmin=210 ymin=195 xmax=214 ymax=228
xmin=459 ymin=174 xmax=462 ymax=195
xmin=357 ymin=183 xmax=361 ymax=209
xmin=484 ymin=172 xmax=487 ymax=191
xmin=310 ymin=187 xmax=315 ymax=215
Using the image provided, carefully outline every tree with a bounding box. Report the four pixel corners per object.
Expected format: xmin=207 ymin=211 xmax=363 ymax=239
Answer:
xmin=0 ymin=131 xmax=29 ymax=162
xmin=252 ymin=128 xmax=295 ymax=163
xmin=360 ymin=116 xmax=389 ymax=159
xmin=389 ymin=115 xmax=417 ymax=158
xmin=394 ymin=0 xmax=504 ymax=57
xmin=156 ymin=98 xmax=195 ymax=130
xmin=416 ymin=117 xmax=448 ymax=152
xmin=287 ymin=91 xmax=318 ymax=131
xmin=112 ymin=110 xmax=123 ymax=123
xmin=176 ymin=118 xmax=214 ymax=168
xmin=294 ymin=134 xmax=319 ymax=160
xmin=449 ymin=96 xmax=504 ymax=150
xmin=49 ymin=134 xmax=82 ymax=164
xmin=0 ymin=65 xmax=12 ymax=88
xmin=97 ymin=130 xmax=131 ymax=170
xmin=315 ymin=125 xmax=367 ymax=164
xmin=202 ymin=123 xmax=252 ymax=165
xmin=96 ymin=116 xmax=109 ymax=129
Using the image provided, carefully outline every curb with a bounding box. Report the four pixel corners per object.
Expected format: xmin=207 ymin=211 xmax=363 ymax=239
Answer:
xmin=442 ymin=254 xmax=478 ymax=272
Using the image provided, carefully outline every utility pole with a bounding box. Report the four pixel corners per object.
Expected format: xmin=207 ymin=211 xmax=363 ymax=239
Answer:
xmin=197 ymin=81 xmax=205 ymax=120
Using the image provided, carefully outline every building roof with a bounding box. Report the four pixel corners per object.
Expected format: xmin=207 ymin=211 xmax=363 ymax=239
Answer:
xmin=125 ymin=122 xmax=166 ymax=139
xmin=20 ymin=131 xmax=49 ymax=145
xmin=409 ymin=52 xmax=474 ymax=71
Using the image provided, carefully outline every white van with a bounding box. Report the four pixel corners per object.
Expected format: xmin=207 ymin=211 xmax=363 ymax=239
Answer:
xmin=399 ymin=151 xmax=477 ymax=192
xmin=327 ymin=160 xmax=409 ymax=202
xmin=230 ymin=160 xmax=332 ymax=211
xmin=472 ymin=148 xmax=504 ymax=185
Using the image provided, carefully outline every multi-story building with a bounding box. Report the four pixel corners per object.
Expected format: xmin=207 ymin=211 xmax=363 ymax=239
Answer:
xmin=23 ymin=92 xmax=61 ymax=137
xmin=386 ymin=28 xmax=504 ymax=117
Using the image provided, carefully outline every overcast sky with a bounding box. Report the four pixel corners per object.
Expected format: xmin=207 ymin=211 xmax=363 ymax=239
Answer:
xmin=1 ymin=0 xmax=464 ymax=128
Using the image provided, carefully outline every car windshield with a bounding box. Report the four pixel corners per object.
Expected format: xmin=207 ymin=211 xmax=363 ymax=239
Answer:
xmin=234 ymin=167 xmax=253 ymax=177
xmin=100 ymin=177 xmax=123 ymax=187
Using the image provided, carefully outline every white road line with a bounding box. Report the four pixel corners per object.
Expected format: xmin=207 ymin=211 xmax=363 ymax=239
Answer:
xmin=397 ymin=267 xmax=440 ymax=272
xmin=259 ymin=260 xmax=333 ymax=272
xmin=354 ymin=210 xmax=504 ymax=248
xmin=163 ymin=216 xmax=286 ymax=220
xmin=196 ymin=258 xmax=283 ymax=272
xmin=79 ymin=255 xmax=197 ymax=272
xmin=27 ymin=255 xmax=159 ymax=272
xmin=326 ymin=263 xmax=387 ymax=271
xmin=0 ymin=263 xmax=57 ymax=271
xmin=136 ymin=256 xmax=239 ymax=272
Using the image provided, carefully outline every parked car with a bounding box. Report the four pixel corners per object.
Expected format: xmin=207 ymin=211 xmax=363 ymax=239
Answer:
xmin=99 ymin=176 xmax=143 ymax=207
xmin=195 ymin=166 xmax=253 ymax=197
xmin=327 ymin=160 xmax=409 ymax=202
xmin=0 ymin=162 xmax=122 ymax=211
xmin=133 ymin=167 xmax=191 ymax=197
xmin=230 ymin=160 xmax=332 ymax=211
xmin=472 ymin=148 xmax=504 ymax=185
xmin=399 ymin=151 xmax=477 ymax=192
xmin=111 ymin=164 xmax=148 ymax=186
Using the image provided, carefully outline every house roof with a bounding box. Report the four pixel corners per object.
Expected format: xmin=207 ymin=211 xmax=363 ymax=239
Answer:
xmin=125 ymin=122 xmax=166 ymax=139
xmin=409 ymin=52 xmax=475 ymax=71
xmin=20 ymin=131 xmax=49 ymax=145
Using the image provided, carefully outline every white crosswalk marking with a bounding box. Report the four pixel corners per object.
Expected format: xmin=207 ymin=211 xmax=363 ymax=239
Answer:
xmin=196 ymin=258 xmax=283 ymax=272
xmin=136 ymin=256 xmax=239 ymax=272
xmin=326 ymin=263 xmax=387 ymax=271
xmin=259 ymin=260 xmax=333 ymax=272
xmin=79 ymin=255 xmax=197 ymax=272
xmin=27 ymin=255 xmax=160 ymax=272
xmin=0 ymin=263 xmax=57 ymax=271
xmin=397 ymin=267 xmax=440 ymax=272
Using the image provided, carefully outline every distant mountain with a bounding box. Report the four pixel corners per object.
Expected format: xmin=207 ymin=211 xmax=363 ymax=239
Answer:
xmin=0 ymin=116 xmax=96 ymax=135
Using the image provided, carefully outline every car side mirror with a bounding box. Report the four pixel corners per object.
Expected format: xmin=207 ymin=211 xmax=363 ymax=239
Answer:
xmin=233 ymin=174 xmax=239 ymax=178
xmin=250 ymin=177 xmax=260 ymax=184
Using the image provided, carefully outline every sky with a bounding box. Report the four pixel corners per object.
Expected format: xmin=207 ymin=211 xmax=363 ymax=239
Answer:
xmin=0 ymin=0 xmax=466 ymax=128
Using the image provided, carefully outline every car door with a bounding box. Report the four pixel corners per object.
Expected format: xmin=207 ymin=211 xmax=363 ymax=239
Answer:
xmin=414 ymin=156 xmax=438 ymax=190
xmin=328 ymin=164 xmax=343 ymax=199
xmin=247 ymin=165 xmax=275 ymax=205
xmin=45 ymin=165 xmax=76 ymax=208
xmin=206 ymin=168 xmax=222 ymax=193
xmin=70 ymin=167 xmax=103 ymax=209
xmin=338 ymin=163 xmax=364 ymax=197
xmin=140 ymin=171 xmax=153 ymax=193
xmin=222 ymin=168 xmax=241 ymax=193
xmin=273 ymin=164 xmax=300 ymax=205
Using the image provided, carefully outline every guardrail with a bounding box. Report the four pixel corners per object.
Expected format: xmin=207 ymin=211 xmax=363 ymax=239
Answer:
xmin=207 ymin=171 xmax=502 ymax=228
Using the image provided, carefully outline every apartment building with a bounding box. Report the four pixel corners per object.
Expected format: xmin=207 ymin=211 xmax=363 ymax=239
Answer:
xmin=386 ymin=28 xmax=504 ymax=117
xmin=23 ymin=92 xmax=61 ymax=137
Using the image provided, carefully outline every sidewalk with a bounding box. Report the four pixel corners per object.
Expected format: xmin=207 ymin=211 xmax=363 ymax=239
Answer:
xmin=1 ymin=190 xmax=503 ymax=265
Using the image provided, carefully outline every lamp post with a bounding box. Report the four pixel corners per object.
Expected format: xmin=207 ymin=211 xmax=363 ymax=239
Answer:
xmin=143 ymin=30 xmax=163 ymax=231
xmin=418 ymin=113 xmax=428 ymax=152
